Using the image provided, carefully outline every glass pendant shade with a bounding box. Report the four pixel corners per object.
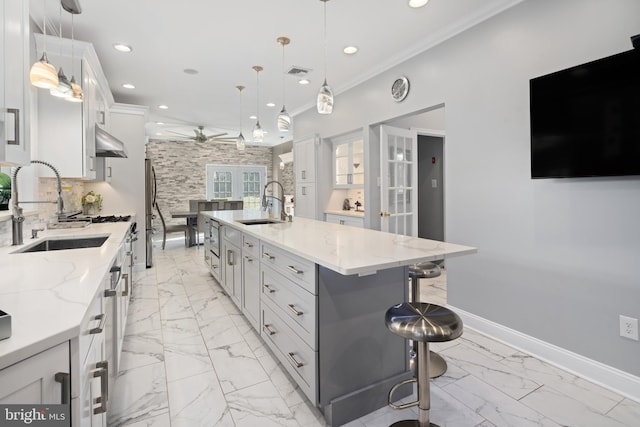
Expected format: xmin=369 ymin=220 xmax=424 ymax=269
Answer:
xmin=252 ymin=121 xmax=264 ymax=142
xmin=65 ymin=76 xmax=84 ymax=103
xmin=317 ymin=80 xmax=334 ymax=114
xmin=236 ymin=132 xmax=246 ymax=151
xmin=277 ymin=107 xmax=291 ymax=132
xmin=50 ymin=68 xmax=73 ymax=98
xmin=30 ymin=53 xmax=59 ymax=89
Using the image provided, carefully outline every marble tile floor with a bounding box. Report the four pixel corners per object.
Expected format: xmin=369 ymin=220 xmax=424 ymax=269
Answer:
xmin=108 ymin=237 xmax=640 ymax=427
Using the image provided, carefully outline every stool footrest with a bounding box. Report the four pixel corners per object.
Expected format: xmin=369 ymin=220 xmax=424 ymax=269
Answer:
xmin=388 ymin=378 xmax=418 ymax=410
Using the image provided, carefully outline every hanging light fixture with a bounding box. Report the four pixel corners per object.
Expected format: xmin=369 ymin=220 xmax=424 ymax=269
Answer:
xmin=65 ymin=12 xmax=83 ymax=103
xmin=50 ymin=5 xmax=72 ymax=98
xmin=236 ymin=85 xmax=246 ymax=151
xmin=252 ymin=66 xmax=264 ymax=142
xmin=317 ymin=0 xmax=334 ymax=114
xmin=30 ymin=0 xmax=59 ymax=89
xmin=276 ymin=36 xmax=292 ymax=132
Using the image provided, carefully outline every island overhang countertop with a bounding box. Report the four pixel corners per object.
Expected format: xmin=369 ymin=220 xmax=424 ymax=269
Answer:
xmin=204 ymin=210 xmax=477 ymax=276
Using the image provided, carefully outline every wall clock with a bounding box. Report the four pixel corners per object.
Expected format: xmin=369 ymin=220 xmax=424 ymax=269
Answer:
xmin=391 ymin=76 xmax=410 ymax=102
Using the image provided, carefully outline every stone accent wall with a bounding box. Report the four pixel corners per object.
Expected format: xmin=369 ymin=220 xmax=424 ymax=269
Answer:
xmin=146 ymin=139 xmax=273 ymax=226
xmin=280 ymin=162 xmax=294 ymax=196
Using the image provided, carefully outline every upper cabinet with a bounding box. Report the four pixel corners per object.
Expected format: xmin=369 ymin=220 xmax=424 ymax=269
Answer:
xmin=294 ymin=135 xmax=319 ymax=219
xmin=35 ymin=34 xmax=113 ymax=179
xmin=333 ymin=133 xmax=364 ymax=188
xmin=0 ymin=0 xmax=31 ymax=166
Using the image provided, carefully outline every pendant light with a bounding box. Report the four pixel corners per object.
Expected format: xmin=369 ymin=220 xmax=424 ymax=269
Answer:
xmin=317 ymin=0 xmax=334 ymax=114
xmin=252 ymin=66 xmax=264 ymax=142
xmin=65 ymin=12 xmax=83 ymax=103
xmin=276 ymin=37 xmax=292 ymax=132
xmin=29 ymin=0 xmax=59 ymax=89
xmin=50 ymin=5 xmax=72 ymax=98
xmin=236 ymin=85 xmax=246 ymax=151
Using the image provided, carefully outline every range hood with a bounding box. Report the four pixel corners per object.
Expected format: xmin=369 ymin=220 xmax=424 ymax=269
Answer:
xmin=95 ymin=126 xmax=128 ymax=158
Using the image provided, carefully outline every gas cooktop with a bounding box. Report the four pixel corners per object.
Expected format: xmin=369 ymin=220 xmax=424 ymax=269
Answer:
xmin=89 ymin=215 xmax=131 ymax=223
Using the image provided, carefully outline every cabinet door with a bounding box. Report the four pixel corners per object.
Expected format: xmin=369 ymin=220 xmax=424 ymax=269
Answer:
xmin=295 ymin=183 xmax=317 ymax=220
xmin=0 ymin=0 xmax=30 ymax=166
xmin=333 ymin=137 xmax=364 ymax=188
xmin=0 ymin=342 xmax=70 ymax=404
xmin=242 ymin=250 xmax=260 ymax=330
xmin=294 ymin=136 xmax=316 ymax=183
xmin=334 ymin=142 xmax=350 ymax=186
xmin=223 ymin=240 xmax=242 ymax=308
xmin=80 ymin=332 xmax=107 ymax=427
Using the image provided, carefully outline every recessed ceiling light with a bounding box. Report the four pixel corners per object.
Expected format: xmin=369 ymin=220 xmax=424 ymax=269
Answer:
xmin=156 ymin=122 xmax=165 ymax=125
xmin=113 ymin=43 xmax=132 ymax=53
xmin=249 ymin=115 xmax=257 ymax=120
xmin=266 ymin=102 xmax=276 ymax=108
xmin=155 ymin=132 xmax=163 ymax=136
xmin=343 ymin=46 xmax=358 ymax=55
xmin=158 ymin=105 xmax=169 ymax=110
xmin=183 ymin=68 xmax=199 ymax=75
xmin=408 ymin=0 xmax=429 ymax=8
xmin=122 ymin=83 xmax=135 ymax=89
xmin=298 ymin=79 xmax=310 ymax=85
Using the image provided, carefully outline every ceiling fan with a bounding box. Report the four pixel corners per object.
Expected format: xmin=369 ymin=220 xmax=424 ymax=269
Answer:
xmin=168 ymin=125 xmax=236 ymax=143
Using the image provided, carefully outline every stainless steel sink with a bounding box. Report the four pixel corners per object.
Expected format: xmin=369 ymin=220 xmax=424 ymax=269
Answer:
xmin=235 ymin=219 xmax=283 ymax=226
xmin=13 ymin=236 xmax=109 ymax=253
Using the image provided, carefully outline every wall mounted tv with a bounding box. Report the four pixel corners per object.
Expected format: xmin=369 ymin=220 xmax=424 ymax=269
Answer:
xmin=530 ymin=49 xmax=640 ymax=179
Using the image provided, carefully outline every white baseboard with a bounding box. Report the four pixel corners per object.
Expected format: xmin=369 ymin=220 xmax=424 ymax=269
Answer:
xmin=450 ymin=305 xmax=640 ymax=403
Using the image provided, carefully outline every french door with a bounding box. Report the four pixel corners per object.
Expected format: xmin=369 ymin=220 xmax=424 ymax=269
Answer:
xmin=379 ymin=125 xmax=418 ymax=236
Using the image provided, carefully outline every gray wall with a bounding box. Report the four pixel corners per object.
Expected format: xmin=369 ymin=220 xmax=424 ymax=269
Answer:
xmin=293 ymin=0 xmax=640 ymax=377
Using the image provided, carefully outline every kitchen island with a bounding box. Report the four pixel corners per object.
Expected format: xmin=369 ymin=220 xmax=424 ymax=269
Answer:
xmin=203 ymin=210 xmax=476 ymax=426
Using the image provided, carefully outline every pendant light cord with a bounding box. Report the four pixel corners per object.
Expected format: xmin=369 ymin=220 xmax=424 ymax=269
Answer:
xmin=282 ymin=43 xmax=286 ymax=106
xmin=323 ymin=0 xmax=328 ymax=83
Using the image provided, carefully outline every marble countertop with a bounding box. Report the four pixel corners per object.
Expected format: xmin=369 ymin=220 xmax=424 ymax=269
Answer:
xmin=325 ymin=209 xmax=365 ymax=217
xmin=204 ymin=211 xmax=476 ymax=276
xmin=0 ymin=220 xmax=133 ymax=370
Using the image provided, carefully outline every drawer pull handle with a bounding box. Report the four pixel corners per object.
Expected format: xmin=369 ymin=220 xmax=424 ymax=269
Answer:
xmin=244 ymin=255 xmax=254 ymax=263
xmin=122 ymin=273 xmax=130 ymax=297
xmin=54 ymin=372 xmax=70 ymax=404
xmin=287 ymin=352 xmax=304 ymax=368
xmin=263 ymin=284 xmax=276 ymax=293
xmin=287 ymin=304 xmax=304 ymax=316
xmin=90 ymin=313 xmax=106 ymax=334
xmin=263 ymin=324 xmax=276 ymax=336
xmin=93 ymin=360 xmax=109 ymax=414
xmin=262 ymin=252 xmax=275 ymax=260
xmin=227 ymin=250 xmax=235 ymax=265
xmin=244 ymin=241 xmax=254 ymax=248
xmin=287 ymin=265 xmax=304 ymax=275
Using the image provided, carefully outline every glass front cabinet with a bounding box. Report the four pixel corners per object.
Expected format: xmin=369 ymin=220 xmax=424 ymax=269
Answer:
xmin=333 ymin=134 xmax=364 ymax=188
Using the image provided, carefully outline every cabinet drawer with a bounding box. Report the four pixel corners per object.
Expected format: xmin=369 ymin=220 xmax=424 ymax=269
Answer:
xmin=242 ymin=234 xmax=260 ymax=257
xmin=262 ymin=264 xmax=317 ymax=349
xmin=260 ymin=242 xmax=317 ymax=295
xmin=223 ymin=226 xmax=242 ymax=247
xmin=262 ymin=302 xmax=317 ymax=404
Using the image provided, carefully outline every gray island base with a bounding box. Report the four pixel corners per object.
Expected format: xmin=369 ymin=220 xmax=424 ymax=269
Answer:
xmin=202 ymin=211 xmax=476 ymax=426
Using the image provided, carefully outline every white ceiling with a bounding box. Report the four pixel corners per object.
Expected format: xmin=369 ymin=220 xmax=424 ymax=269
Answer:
xmin=29 ymin=0 xmax=521 ymax=146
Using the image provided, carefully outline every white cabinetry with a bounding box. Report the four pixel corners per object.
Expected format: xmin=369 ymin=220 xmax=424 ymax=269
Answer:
xmin=325 ymin=213 xmax=364 ymax=228
xmin=0 ymin=342 xmax=70 ymax=405
xmin=36 ymin=34 xmax=113 ymax=179
xmin=0 ymin=0 xmax=30 ymax=166
xmin=222 ymin=226 xmax=242 ymax=307
xmin=241 ymin=234 xmax=260 ymax=329
xmin=333 ymin=136 xmax=364 ymax=188
xmin=294 ymin=135 xmax=319 ymax=219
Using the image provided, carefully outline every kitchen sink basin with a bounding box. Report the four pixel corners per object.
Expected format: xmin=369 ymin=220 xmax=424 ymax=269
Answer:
xmin=235 ymin=218 xmax=284 ymax=226
xmin=13 ymin=236 xmax=109 ymax=253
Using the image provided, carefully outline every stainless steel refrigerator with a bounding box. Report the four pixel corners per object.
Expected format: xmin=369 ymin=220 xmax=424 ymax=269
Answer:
xmin=145 ymin=159 xmax=156 ymax=267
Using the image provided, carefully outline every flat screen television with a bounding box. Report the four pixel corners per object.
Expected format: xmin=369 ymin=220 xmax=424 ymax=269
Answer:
xmin=530 ymin=49 xmax=640 ymax=178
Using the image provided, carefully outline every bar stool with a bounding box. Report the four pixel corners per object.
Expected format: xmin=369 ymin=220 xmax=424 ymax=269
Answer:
xmin=386 ymin=302 xmax=463 ymax=427
xmin=409 ymin=262 xmax=447 ymax=378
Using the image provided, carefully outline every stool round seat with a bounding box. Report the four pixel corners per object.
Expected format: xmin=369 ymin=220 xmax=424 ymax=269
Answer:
xmin=386 ymin=302 xmax=463 ymax=343
xmin=409 ymin=261 xmax=441 ymax=279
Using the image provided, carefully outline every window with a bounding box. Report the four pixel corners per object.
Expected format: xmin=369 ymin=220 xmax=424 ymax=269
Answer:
xmin=206 ymin=165 xmax=266 ymax=210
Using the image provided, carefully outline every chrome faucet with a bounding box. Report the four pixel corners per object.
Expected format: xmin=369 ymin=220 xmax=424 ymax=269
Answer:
xmin=12 ymin=160 xmax=64 ymax=245
xmin=261 ymin=180 xmax=288 ymax=221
